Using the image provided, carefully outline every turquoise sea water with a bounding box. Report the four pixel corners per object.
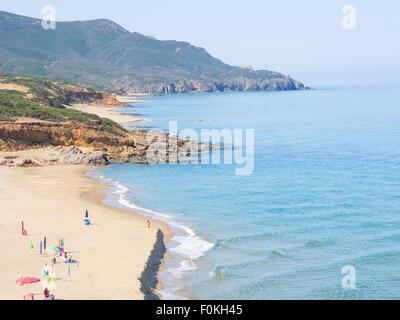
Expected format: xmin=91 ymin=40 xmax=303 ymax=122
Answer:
xmin=94 ymin=86 xmax=400 ymax=299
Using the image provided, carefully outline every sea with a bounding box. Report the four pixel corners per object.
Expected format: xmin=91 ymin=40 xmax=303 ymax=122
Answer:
xmin=91 ymin=85 xmax=400 ymax=299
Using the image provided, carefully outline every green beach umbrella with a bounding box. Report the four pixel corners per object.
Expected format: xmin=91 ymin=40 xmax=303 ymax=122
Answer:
xmin=29 ymin=240 xmax=33 ymax=249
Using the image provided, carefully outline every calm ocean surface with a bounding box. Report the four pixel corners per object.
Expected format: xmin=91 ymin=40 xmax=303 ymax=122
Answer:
xmin=94 ymin=86 xmax=400 ymax=299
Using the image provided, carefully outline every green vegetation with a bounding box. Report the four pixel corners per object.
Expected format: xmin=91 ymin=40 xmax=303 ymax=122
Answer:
xmin=4 ymin=77 xmax=75 ymax=108
xmin=0 ymin=90 xmax=63 ymax=122
xmin=0 ymin=79 xmax=127 ymax=136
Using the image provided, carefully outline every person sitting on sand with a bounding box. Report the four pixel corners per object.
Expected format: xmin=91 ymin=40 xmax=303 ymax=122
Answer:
xmin=43 ymin=288 xmax=55 ymax=300
xmin=63 ymin=252 xmax=71 ymax=263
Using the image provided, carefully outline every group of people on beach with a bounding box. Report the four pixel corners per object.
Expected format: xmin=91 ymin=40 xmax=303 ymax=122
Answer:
xmin=40 ymin=241 xmax=76 ymax=300
xmin=19 ymin=213 xmax=151 ymax=300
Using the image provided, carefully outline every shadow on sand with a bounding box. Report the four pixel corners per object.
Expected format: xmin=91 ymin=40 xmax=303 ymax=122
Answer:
xmin=139 ymin=229 xmax=166 ymax=300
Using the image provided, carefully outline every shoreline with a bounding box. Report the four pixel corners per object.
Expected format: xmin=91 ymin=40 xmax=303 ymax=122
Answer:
xmin=85 ymin=167 xmax=174 ymax=299
xmin=90 ymin=169 xmax=214 ymax=299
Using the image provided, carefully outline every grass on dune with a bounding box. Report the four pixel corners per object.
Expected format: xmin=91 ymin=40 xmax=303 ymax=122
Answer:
xmin=0 ymin=89 xmax=126 ymax=136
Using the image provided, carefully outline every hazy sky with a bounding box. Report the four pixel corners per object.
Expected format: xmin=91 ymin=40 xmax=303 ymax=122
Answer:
xmin=1 ymin=0 xmax=399 ymax=86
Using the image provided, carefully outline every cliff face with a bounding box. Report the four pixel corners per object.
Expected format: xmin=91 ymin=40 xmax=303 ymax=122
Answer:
xmin=0 ymin=121 xmax=205 ymax=165
xmin=121 ymin=77 xmax=306 ymax=94
xmin=0 ymin=122 xmax=133 ymax=150
xmin=0 ymin=121 xmax=153 ymax=163
xmin=69 ymin=91 xmax=120 ymax=105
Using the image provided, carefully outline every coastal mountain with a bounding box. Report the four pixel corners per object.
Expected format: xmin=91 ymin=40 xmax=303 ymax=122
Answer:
xmin=0 ymin=10 xmax=306 ymax=94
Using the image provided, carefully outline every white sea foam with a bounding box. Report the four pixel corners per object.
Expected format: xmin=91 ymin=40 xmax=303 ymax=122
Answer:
xmin=92 ymin=171 xmax=214 ymax=299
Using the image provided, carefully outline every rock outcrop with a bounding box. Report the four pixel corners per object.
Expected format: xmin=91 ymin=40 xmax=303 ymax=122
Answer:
xmin=116 ymin=76 xmax=307 ymax=95
xmin=0 ymin=121 xmax=210 ymax=165
xmin=57 ymin=146 xmax=109 ymax=165
xmin=17 ymin=159 xmax=40 ymax=167
xmin=0 ymin=122 xmax=134 ymax=150
xmin=0 ymin=146 xmax=109 ymax=167
xmin=69 ymin=91 xmax=120 ymax=105
xmin=0 ymin=121 xmax=140 ymax=163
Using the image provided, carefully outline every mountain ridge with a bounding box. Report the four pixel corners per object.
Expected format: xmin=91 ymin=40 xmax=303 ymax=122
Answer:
xmin=0 ymin=10 xmax=307 ymax=94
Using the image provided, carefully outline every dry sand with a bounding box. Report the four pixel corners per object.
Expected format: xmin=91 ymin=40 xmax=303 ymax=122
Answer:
xmin=69 ymin=104 xmax=145 ymax=124
xmin=0 ymin=82 xmax=30 ymax=93
xmin=116 ymin=95 xmax=151 ymax=104
xmin=0 ymin=165 xmax=172 ymax=300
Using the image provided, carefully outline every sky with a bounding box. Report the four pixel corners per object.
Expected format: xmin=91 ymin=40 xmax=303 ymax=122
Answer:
xmin=1 ymin=0 xmax=399 ymax=86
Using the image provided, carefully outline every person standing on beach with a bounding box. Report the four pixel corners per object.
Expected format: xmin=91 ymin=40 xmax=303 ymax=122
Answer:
xmin=42 ymin=264 xmax=49 ymax=278
xmin=146 ymin=220 xmax=151 ymax=229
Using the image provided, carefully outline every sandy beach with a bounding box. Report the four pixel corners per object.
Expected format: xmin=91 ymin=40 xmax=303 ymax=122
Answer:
xmin=67 ymin=94 xmax=152 ymax=125
xmin=116 ymin=95 xmax=151 ymax=104
xmin=68 ymin=104 xmax=145 ymax=125
xmin=0 ymin=164 xmax=172 ymax=300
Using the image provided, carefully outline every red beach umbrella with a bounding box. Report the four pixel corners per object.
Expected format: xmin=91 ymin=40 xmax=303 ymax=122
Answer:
xmin=16 ymin=277 xmax=40 ymax=286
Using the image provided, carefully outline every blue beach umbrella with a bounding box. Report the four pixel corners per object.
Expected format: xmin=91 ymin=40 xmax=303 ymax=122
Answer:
xmin=68 ymin=261 xmax=70 ymax=278
xmin=40 ymin=241 xmax=42 ymax=255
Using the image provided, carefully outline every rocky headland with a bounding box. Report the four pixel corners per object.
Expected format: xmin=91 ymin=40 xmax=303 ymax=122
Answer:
xmin=0 ymin=76 xmax=206 ymax=166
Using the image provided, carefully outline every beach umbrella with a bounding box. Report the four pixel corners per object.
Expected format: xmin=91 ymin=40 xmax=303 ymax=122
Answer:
xmin=85 ymin=209 xmax=88 ymax=218
xmin=16 ymin=276 xmax=41 ymax=294
xmin=60 ymin=237 xmax=64 ymax=247
xmin=16 ymin=277 xmax=40 ymax=286
xmin=40 ymin=241 xmax=42 ymax=255
xmin=68 ymin=261 xmax=70 ymax=278
xmin=44 ymin=236 xmax=46 ymax=250
xmin=47 ymin=246 xmax=61 ymax=253
xmin=29 ymin=240 xmax=33 ymax=249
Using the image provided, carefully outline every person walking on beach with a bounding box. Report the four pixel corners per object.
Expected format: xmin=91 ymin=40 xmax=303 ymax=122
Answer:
xmin=146 ymin=220 xmax=151 ymax=229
